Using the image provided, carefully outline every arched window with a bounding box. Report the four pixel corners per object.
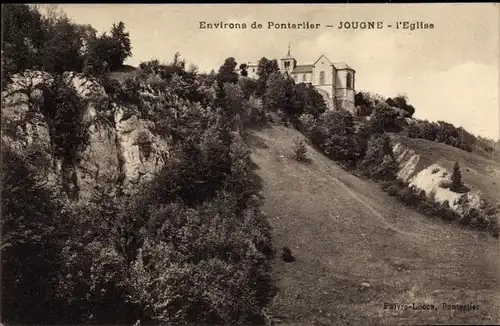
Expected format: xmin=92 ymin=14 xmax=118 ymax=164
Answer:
xmin=302 ymin=74 xmax=306 ymax=82
xmin=346 ymin=72 xmax=353 ymax=89
xmin=319 ymin=71 xmax=325 ymax=85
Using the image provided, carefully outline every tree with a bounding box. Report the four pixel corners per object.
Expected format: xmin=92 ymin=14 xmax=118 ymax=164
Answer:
xmin=83 ymin=33 xmax=114 ymax=77
xmin=451 ymin=161 xmax=462 ymax=191
xmin=436 ymin=121 xmax=459 ymax=146
xmin=239 ymin=63 xmax=248 ymax=77
xmin=386 ymin=94 xmax=415 ymax=117
xmin=263 ymin=72 xmax=298 ymax=117
xmin=367 ymin=104 xmax=401 ymax=134
xmin=256 ymin=57 xmax=280 ymax=96
xmin=294 ymin=83 xmax=327 ymax=117
xmin=40 ymin=16 xmax=86 ymax=73
xmin=222 ymin=82 xmax=245 ymax=128
xmin=358 ymin=134 xmax=398 ymax=181
xmin=317 ymin=109 xmax=355 ymax=137
xmin=237 ymin=77 xmax=258 ymax=99
xmin=109 ymin=21 xmax=132 ymax=70
xmin=1 ymin=145 xmax=71 ymax=324
xmin=217 ymin=57 xmax=239 ymax=85
xmin=354 ymin=91 xmax=375 ymax=116
xmin=2 ymin=4 xmax=46 ymax=75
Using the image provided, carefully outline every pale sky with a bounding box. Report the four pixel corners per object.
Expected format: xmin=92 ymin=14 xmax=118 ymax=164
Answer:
xmin=57 ymin=4 xmax=500 ymax=140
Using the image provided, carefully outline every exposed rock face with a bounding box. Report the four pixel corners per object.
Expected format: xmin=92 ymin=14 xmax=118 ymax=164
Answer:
xmin=2 ymin=71 xmax=169 ymax=202
xmin=393 ymin=142 xmax=420 ymax=181
xmin=393 ymin=142 xmax=483 ymax=213
xmin=114 ymin=107 xmax=170 ymax=190
xmin=2 ymin=71 xmax=57 ymax=184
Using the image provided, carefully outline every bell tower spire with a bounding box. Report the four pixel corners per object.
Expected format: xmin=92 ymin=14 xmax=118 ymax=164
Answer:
xmin=280 ymin=42 xmax=297 ymax=74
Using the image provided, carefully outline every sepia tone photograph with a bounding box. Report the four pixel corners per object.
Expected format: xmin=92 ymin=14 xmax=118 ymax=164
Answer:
xmin=1 ymin=3 xmax=499 ymax=325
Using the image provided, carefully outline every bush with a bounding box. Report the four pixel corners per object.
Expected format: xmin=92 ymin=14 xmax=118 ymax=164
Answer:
xmin=322 ymin=134 xmax=361 ymax=162
xmin=292 ymin=137 xmax=308 ymax=162
xmin=358 ymin=134 xmax=398 ymax=181
xmin=451 ymin=161 xmax=461 ymax=184
xmin=385 ymin=94 xmax=415 ymax=117
xmin=135 ymin=130 xmax=153 ymax=161
xmin=281 ymin=246 xmax=295 ymax=262
xmin=367 ymin=104 xmax=402 ymax=134
xmin=450 ymin=161 xmax=463 ymax=192
xmin=127 ymin=193 xmax=274 ymax=325
xmin=298 ymin=113 xmax=319 ymax=142
xmin=241 ymin=96 xmax=268 ymax=128
xmin=379 ymin=176 xmax=499 ymax=235
xmin=407 ymin=119 xmax=479 ymax=153
xmin=386 ymin=185 xmax=399 ymax=197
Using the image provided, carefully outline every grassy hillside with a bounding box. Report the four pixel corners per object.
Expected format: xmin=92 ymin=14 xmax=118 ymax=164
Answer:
xmin=393 ymin=134 xmax=500 ymax=206
xmin=248 ymin=125 xmax=500 ymax=325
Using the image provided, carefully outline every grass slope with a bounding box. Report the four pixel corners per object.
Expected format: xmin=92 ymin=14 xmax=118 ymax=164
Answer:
xmin=393 ymin=134 xmax=500 ymax=205
xmin=248 ymin=126 xmax=500 ymax=326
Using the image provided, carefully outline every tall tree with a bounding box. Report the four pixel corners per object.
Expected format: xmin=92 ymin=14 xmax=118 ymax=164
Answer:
xmin=41 ymin=16 xmax=85 ymax=73
xmin=2 ymin=4 xmax=46 ymax=75
xmin=217 ymin=57 xmax=239 ymax=85
xmin=109 ymin=21 xmax=132 ymax=70
xmin=264 ymin=72 xmax=298 ymax=117
xmin=256 ymin=57 xmax=279 ymax=96
xmin=83 ymin=32 xmax=114 ymax=77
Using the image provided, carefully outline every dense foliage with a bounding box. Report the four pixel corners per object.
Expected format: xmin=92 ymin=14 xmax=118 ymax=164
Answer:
xmin=408 ymin=119 xmax=478 ymax=152
xmin=2 ymin=4 xmax=132 ymax=82
xmin=2 ymin=12 xmax=276 ymax=322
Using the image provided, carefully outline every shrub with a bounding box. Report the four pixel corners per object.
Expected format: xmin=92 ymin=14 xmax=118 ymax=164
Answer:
xmin=396 ymin=186 xmax=420 ymax=207
xmin=292 ymin=137 xmax=308 ymax=163
xmin=127 ymin=193 xmax=274 ymax=325
xmin=322 ymin=134 xmax=361 ymax=162
xmin=298 ymin=113 xmax=319 ymax=142
xmin=358 ymin=134 xmax=398 ymax=181
xmin=135 ymin=130 xmax=153 ymax=161
xmin=238 ymin=77 xmax=258 ymax=100
xmin=450 ymin=161 xmax=462 ymax=192
xmin=367 ymin=104 xmax=402 ymax=134
xmin=281 ymin=246 xmax=295 ymax=262
xmin=386 ymin=185 xmax=399 ymax=197
xmin=242 ymin=96 xmax=268 ymax=128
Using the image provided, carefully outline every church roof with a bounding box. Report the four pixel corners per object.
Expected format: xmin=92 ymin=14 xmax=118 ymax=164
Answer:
xmin=313 ymin=54 xmax=333 ymax=66
xmin=292 ymin=65 xmax=314 ymax=73
xmin=333 ymin=62 xmax=354 ymax=70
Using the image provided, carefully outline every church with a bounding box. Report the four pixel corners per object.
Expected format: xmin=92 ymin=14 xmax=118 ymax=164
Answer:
xmin=244 ymin=47 xmax=356 ymax=113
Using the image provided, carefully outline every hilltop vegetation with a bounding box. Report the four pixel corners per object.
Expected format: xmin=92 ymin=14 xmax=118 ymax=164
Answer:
xmin=2 ymin=4 xmax=132 ymax=82
xmin=2 ymin=4 xmax=499 ymax=325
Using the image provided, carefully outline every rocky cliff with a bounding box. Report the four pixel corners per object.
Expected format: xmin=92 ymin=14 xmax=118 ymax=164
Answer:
xmin=1 ymin=70 xmax=169 ymax=202
xmin=392 ymin=140 xmax=492 ymax=216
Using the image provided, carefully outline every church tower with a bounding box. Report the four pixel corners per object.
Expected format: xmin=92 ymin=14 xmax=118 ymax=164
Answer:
xmin=280 ymin=44 xmax=297 ymax=75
